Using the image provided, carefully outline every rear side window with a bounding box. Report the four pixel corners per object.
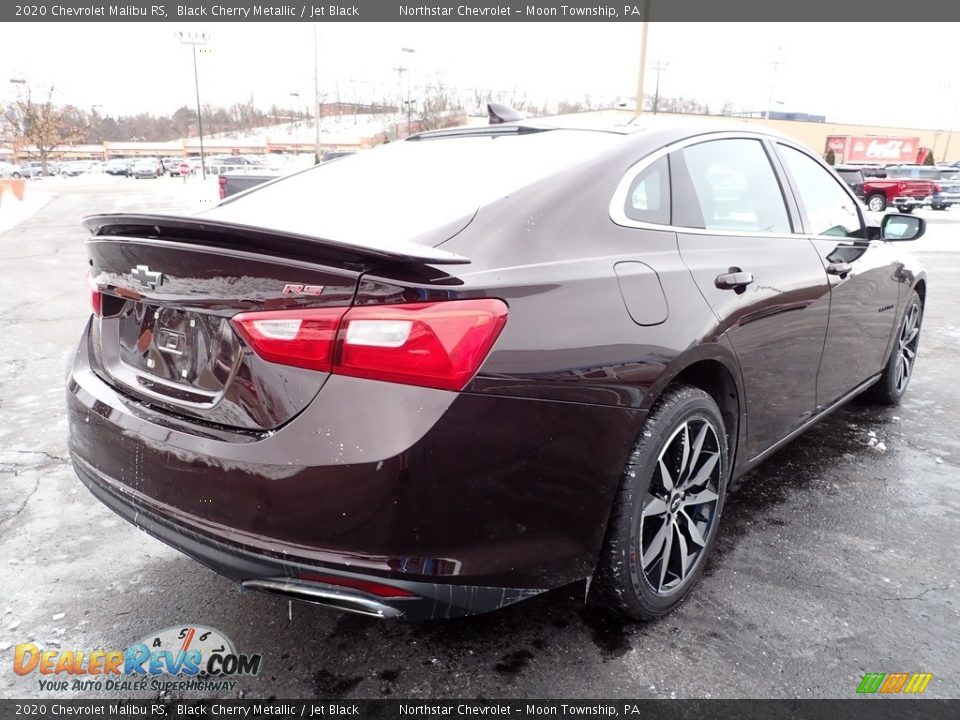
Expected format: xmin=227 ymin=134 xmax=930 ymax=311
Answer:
xmin=778 ymin=145 xmax=863 ymax=238
xmin=672 ymin=139 xmax=791 ymax=234
xmin=624 ymin=155 xmax=670 ymax=224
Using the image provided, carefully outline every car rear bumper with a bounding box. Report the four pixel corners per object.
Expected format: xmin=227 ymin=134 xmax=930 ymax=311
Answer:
xmin=73 ymin=457 xmax=541 ymax=620
xmin=67 ymin=319 xmax=639 ymax=616
xmin=892 ymin=196 xmax=925 ymax=207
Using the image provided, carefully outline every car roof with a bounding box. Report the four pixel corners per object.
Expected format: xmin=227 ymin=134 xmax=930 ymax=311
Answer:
xmin=412 ymin=113 xmax=804 ymax=151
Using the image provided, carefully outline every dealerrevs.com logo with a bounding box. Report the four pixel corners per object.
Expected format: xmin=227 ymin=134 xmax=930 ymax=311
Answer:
xmin=856 ymin=672 xmax=933 ymax=695
xmin=13 ymin=625 xmax=262 ymax=693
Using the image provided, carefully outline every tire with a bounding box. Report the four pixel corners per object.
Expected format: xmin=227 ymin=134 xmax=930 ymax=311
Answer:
xmin=593 ymin=384 xmax=729 ymax=620
xmin=931 ymin=204 xmax=946 ymax=211
xmin=867 ymin=290 xmax=923 ymax=406
xmin=867 ymin=193 xmax=887 ymax=212
xmin=897 ymin=206 xmax=914 ymax=214
xmin=11 ymin=172 xmax=21 ymax=179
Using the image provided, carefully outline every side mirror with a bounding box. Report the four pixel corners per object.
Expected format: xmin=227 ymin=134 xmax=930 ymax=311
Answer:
xmin=881 ymin=213 xmax=925 ymax=241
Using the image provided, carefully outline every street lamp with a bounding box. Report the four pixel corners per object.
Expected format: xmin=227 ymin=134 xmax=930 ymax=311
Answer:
xmin=290 ymin=93 xmax=300 ymax=154
xmin=764 ymin=46 xmax=786 ymax=123
xmin=312 ymin=25 xmax=321 ymax=164
xmin=651 ymin=61 xmax=668 ymax=115
xmin=177 ymin=31 xmax=210 ymax=179
xmin=401 ymin=48 xmax=415 ymax=136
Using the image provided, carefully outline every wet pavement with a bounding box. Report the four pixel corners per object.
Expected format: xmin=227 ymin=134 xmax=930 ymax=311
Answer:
xmin=0 ymin=177 xmax=957 ymax=699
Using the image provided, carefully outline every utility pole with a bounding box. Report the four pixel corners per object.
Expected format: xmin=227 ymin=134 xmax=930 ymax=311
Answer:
xmin=652 ymin=61 xmax=668 ymax=114
xmin=313 ymin=24 xmax=321 ymax=164
xmin=634 ymin=2 xmax=651 ymax=116
xmin=764 ymin=45 xmax=785 ymax=123
xmin=177 ymin=31 xmax=209 ymax=179
xmin=401 ymin=47 xmax=415 ymax=136
xmin=393 ymin=65 xmax=406 ymax=139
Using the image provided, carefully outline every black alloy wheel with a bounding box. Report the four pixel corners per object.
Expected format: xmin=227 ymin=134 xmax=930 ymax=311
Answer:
xmin=593 ymin=385 xmax=728 ymax=620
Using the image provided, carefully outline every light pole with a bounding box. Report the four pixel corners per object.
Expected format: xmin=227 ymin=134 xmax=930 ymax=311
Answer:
xmin=290 ymin=93 xmax=300 ymax=154
xmin=634 ymin=3 xmax=651 ymax=115
xmin=651 ymin=61 xmax=668 ymax=114
xmin=313 ymin=24 xmax=321 ymax=164
xmin=401 ymin=48 xmax=415 ymax=136
xmin=764 ymin=46 xmax=785 ymax=123
xmin=177 ymin=31 xmax=210 ymax=179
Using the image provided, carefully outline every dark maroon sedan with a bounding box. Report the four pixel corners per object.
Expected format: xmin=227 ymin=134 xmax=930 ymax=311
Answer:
xmin=68 ymin=117 xmax=926 ymax=620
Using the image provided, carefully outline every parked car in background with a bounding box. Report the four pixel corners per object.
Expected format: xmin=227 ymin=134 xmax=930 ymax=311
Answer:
xmin=885 ymin=165 xmax=942 ymax=181
xmin=217 ymin=171 xmax=282 ymax=199
xmin=61 ymin=161 xmax=92 ymax=177
xmin=72 ymin=119 xmax=927 ymax=621
xmin=131 ymin=158 xmax=162 ymax=179
xmin=930 ymin=176 xmax=960 ymax=210
xmin=161 ymin=157 xmax=184 ymax=177
xmin=105 ymin=159 xmax=132 ymax=176
xmin=19 ymin=161 xmax=48 ymax=178
xmin=834 ymin=165 xmax=866 ymax=201
xmin=0 ymin=161 xmax=21 ymax=178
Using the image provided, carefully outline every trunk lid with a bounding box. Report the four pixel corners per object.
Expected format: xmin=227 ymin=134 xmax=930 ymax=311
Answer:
xmin=84 ymin=213 xmax=469 ymax=432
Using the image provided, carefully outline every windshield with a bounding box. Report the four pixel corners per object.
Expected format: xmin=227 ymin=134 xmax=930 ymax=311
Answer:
xmin=204 ymin=129 xmax=623 ymax=246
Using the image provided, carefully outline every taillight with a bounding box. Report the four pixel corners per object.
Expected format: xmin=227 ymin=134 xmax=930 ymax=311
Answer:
xmin=88 ymin=275 xmax=102 ymax=317
xmin=218 ymin=176 xmax=227 ymax=199
xmin=230 ymin=299 xmax=508 ymax=392
xmin=337 ymin=300 xmax=508 ymax=391
xmin=934 ymin=183 xmax=943 ymax=192
xmin=231 ymin=307 xmax=346 ymax=372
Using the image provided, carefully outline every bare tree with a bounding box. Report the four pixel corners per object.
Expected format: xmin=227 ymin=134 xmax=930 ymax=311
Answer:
xmin=4 ymin=85 xmax=85 ymax=172
xmin=417 ymin=81 xmax=466 ymax=133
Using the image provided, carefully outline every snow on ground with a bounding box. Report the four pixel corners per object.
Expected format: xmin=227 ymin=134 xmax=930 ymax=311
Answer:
xmin=0 ymin=187 xmax=53 ymax=236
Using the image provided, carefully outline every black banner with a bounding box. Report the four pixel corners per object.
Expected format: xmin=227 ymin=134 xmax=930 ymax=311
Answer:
xmin=4 ymin=0 xmax=960 ymax=22
xmin=0 ymin=700 xmax=956 ymax=720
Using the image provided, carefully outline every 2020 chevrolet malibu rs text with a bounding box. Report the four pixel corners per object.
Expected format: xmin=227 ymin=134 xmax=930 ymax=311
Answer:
xmin=67 ymin=117 xmax=927 ymax=620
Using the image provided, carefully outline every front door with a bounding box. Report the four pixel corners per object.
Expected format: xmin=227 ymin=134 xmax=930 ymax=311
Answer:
xmin=670 ymin=137 xmax=831 ymax=459
xmin=772 ymin=142 xmax=901 ymax=408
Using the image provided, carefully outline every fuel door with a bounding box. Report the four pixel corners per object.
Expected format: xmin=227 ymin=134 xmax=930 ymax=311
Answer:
xmin=613 ymin=261 xmax=669 ymax=326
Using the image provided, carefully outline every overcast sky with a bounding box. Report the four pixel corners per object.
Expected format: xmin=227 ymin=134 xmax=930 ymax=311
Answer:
xmin=1 ymin=22 xmax=956 ymax=129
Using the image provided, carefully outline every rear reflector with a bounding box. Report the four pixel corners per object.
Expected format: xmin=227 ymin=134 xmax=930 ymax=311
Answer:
xmin=88 ymin=275 xmax=102 ymax=317
xmin=218 ymin=176 xmax=227 ymax=200
xmin=230 ymin=299 xmax=508 ymax=391
xmin=297 ymin=572 xmax=417 ymax=598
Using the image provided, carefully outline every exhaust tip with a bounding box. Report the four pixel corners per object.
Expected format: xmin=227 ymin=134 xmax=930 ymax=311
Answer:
xmin=242 ymin=578 xmax=405 ymax=619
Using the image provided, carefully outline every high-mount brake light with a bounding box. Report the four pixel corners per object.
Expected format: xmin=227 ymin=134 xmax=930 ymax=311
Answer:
xmin=230 ymin=299 xmax=508 ymax=391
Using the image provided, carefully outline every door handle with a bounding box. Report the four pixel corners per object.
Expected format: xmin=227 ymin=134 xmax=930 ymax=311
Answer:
xmin=714 ymin=271 xmax=754 ymax=290
xmin=826 ymin=262 xmax=851 ymax=277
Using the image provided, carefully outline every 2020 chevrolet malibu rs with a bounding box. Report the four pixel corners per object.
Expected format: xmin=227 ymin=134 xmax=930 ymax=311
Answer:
xmin=67 ymin=117 xmax=927 ymax=621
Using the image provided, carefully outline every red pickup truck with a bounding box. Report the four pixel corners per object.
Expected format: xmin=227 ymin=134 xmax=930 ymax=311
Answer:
xmin=862 ymin=176 xmax=938 ymax=213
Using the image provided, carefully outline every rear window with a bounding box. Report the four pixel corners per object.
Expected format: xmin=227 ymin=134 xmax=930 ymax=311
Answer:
xmin=205 ymin=130 xmax=622 ymax=247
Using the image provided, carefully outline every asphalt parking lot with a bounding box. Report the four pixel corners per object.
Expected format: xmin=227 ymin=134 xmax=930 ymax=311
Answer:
xmin=0 ymin=175 xmax=958 ymax=699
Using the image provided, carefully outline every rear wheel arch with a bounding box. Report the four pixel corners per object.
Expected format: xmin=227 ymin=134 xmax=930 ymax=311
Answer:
xmin=590 ymin=352 xmax=743 ymax=562
xmin=639 ymin=353 xmax=743 ymax=472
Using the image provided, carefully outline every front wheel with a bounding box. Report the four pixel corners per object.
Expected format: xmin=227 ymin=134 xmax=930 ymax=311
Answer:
xmin=867 ymin=193 xmax=887 ymax=212
xmin=593 ymin=385 xmax=728 ymax=620
xmin=868 ymin=291 xmax=923 ymax=405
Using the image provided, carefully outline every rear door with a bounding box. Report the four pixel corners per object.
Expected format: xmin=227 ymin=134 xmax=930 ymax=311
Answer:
xmin=670 ymin=137 xmax=831 ymax=459
xmin=773 ymin=142 xmax=901 ymax=408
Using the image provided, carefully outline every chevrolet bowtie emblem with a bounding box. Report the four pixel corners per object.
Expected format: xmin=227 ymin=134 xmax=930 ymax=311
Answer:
xmin=130 ymin=265 xmax=163 ymax=290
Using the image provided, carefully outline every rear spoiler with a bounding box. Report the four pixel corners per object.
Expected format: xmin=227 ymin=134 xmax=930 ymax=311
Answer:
xmin=82 ymin=213 xmax=471 ymax=267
